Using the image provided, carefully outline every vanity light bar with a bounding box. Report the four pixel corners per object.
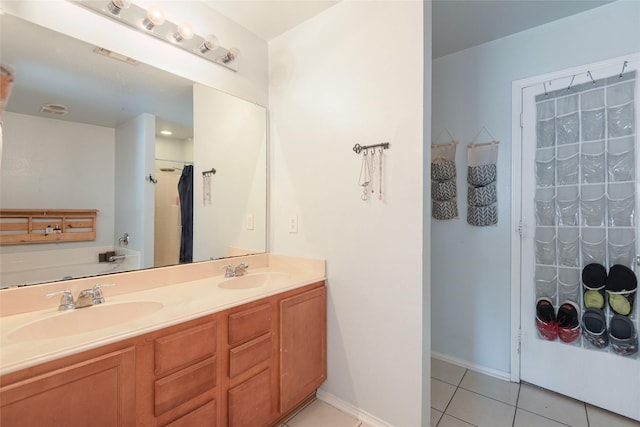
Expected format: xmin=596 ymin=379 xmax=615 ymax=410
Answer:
xmin=71 ymin=0 xmax=239 ymax=72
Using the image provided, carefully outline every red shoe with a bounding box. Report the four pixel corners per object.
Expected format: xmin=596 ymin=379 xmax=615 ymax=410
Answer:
xmin=557 ymin=301 xmax=581 ymax=343
xmin=536 ymin=297 xmax=557 ymax=341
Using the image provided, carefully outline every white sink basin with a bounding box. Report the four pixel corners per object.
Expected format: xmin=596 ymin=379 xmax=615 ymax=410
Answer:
xmin=219 ymin=272 xmax=291 ymax=290
xmin=8 ymin=301 xmax=164 ymax=341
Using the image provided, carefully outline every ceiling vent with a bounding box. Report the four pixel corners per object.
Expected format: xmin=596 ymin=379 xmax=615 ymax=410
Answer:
xmin=93 ymin=47 xmax=139 ymax=65
xmin=40 ymin=103 xmax=68 ymax=116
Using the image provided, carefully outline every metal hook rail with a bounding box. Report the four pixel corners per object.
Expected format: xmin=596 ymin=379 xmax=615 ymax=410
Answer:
xmin=353 ymin=142 xmax=390 ymax=154
xmin=202 ymin=168 xmax=216 ymax=176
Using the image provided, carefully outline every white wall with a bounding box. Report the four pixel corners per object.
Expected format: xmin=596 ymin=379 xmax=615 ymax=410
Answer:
xmin=431 ymin=1 xmax=640 ymax=375
xmin=2 ymin=0 xmax=268 ymax=106
xmin=269 ymin=2 xmax=426 ymax=425
xmin=0 ymin=112 xmax=115 ymax=253
xmin=114 ymin=114 xmax=155 ymax=268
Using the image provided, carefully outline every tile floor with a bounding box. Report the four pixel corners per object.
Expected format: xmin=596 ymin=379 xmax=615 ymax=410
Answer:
xmin=281 ymin=358 xmax=640 ymax=427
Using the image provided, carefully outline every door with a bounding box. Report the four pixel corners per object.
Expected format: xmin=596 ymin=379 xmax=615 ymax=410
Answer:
xmin=518 ymin=55 xmax=640 ymax=421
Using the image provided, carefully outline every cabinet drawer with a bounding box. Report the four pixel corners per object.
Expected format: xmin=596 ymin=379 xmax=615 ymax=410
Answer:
xmin=155 ymin=322 xmax=217 ymax=376
xmin=228 ymin=368 xmax=272 ymax=427
xmin=164 ymin=399 xmax=217 ymax=427
xmin=228 ymin=303 xmax=271 ymax=345
xmin=155 ymin=356 xmax=217 ymax=416
xmin=229 ymin=333 xmax=272 ymax=378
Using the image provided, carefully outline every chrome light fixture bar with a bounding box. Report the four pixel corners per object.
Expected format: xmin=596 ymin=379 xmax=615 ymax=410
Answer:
xmin=71 ymin=0 xmax=239 ymax=72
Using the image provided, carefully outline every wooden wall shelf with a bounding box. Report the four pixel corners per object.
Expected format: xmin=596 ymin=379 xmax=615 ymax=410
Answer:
xmin=0 ymin=209 xmax=97 ymax=245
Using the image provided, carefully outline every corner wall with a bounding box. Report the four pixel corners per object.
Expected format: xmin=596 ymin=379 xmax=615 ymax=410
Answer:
xmin=431 ymin=1 xmax=640 ymax=375
xmin=269 ymin=2 xmax=427 ymax=425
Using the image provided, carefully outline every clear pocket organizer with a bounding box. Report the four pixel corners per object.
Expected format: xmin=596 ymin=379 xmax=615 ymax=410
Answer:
xmin=535 ymin=147 xmax=555 ymax=187
xmin=607 ymin=80 xmax=635 ymax=106
xmin=535 ymin=265 xmax=558 ymax=300
xmin=432 ymin=199 xmax=458 ymax=220
xmin=556 ymin=186 xmax=579 ymax=226
xmin=608 ymin=136 xmax=635 ymax=182
xmin=535 ymin=188 xmax=556 ymax=226
xmin=581 ymin=228 xmax=606 ymax=267
xmin=608 ymin=101 xmax=635 ymax=138
xmin=556 ymin=112 xmax=580 ymax=145
xmin=607 ymin=182 xmax=635 ymax=227
xmin=580 ymin=184 xmax=606 ymax=227
xmin=467 ymin=183 xmax=497 ymax=207
xmin=558 ymin=267 xmax=581 ymax=303
xmin=535 ymin=228 xmax=557 ymax=265
xmin=537 ymin=117 xmax=556 ymax=148
xmin=581 ymin=141 xmax=606 ymax=184
xmin=556 ymin=145 xmax=579 ymax=185
xmin=581 ymin=88 xmax=605 ymax=141
xmin=608 ymin=229 xmax=636 ymax=268
xmin=432 ymin=179 xmax=457 ymax=201
xmin=557 ymin=228 xmax=580 ymax=267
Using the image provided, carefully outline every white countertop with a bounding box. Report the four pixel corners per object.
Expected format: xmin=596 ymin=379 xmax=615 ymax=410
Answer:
xmin=0 ymin=254 xmax=325 ymax=376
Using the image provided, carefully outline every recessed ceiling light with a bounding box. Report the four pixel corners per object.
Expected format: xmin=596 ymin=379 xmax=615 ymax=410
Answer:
xmin=160 ymin=130 xmax=173 ymax=135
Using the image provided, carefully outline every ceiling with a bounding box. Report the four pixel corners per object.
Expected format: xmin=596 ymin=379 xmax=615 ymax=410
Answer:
xmin=1 ymin=1 xmax=615 ymax=136
xmin=202 ymin=0 xmax=613 ymax=57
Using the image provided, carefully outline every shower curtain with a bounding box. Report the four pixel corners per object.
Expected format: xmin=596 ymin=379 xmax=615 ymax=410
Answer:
xmin=178 ymin=165 xmax=193 ymax=263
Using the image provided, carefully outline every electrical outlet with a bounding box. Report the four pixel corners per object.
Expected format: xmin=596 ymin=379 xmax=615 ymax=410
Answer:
xmin=246 ymin=214 xmax=254 ymax=230
xmin=288 ymin=216 xmax=298 ymax=233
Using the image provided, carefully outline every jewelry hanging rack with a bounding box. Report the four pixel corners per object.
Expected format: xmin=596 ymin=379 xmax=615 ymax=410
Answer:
xmin=353 ymin=142 xmax=390 ymax=154
xmin=468 ymin=126 xmax=500 ymax=148
xmin=202 ymin=168 xmax=216 ymax=176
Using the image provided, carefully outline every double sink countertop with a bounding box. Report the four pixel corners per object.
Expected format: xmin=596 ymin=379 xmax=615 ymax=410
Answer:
xmin=0 ymin=253 xmax=326 ymax=376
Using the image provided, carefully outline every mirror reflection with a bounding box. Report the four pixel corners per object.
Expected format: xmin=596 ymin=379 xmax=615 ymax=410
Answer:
xmin=0 ymin=14 xmax=267 ymax=288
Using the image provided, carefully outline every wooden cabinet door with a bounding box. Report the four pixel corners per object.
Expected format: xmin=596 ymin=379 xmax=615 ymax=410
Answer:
xmin=279 ymin=286 xmax=326 ymax=412
xmin=0 ymin=347 xmax=136 ymax=427
xmin=227 ymin=368 xmax=272 ymax=427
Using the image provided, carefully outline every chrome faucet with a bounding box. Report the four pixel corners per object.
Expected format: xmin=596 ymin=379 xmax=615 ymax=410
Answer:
xmin=221 ymin=264 xmax=235 ymax=278
xmin=46 ymin=284 xmax=116 ymax=311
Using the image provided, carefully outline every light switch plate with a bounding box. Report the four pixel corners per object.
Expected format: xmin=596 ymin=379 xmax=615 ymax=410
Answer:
xmin=288 ymin=216 xmax=298 ymax=233
xmin=246 ymin=214 xmax=254 ymax=230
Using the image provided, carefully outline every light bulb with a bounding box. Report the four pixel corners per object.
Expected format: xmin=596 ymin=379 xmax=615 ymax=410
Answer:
xmin=173 ymin=22 xmax=194 ymax=42
xmin=107 ymin=0 xmax=131 ymax=15
xmin=222 ymin=47 xmax=240 ymax=63
xmin=198 ymin=34 xmax=219 ymax=54
xmin=141 ymin=5 xmax=165 ymax=30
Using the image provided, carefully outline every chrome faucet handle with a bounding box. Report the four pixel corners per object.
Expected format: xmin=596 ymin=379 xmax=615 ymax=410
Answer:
xmin=234 ymin=262 xmax=250 ymax=277
xmin=46 ymin=289 xmax=75 ymax=311
xmin=93 ymin=284 xmax=116 ymax=305
xmin=221 ymin=264 xmax=235 ymax=278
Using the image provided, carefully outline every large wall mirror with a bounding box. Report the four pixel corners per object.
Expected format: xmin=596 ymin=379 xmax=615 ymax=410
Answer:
xmin=0 ymin=13 xmax=267 ymax=288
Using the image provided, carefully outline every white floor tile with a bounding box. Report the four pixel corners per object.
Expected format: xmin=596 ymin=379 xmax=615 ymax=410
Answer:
xmin=513 ymin=409 xmax=570 ymax=427
xmin=286 ymin=400 xmax=360 ymax=427
xmin=431 ymin=408 xmax=444 ymax=426
xmin=437 ymin=414 xmax=477 ymax=427
xmin=431 ymin=378 xmax=457 ymax=411
xmin=587 ymin=405 xmax=640 ymax=427
xmin=459 ymin=370 xmax=520 ymax=406
xmin=446 ymin=388 xmax=515 ymax=427
xmin=431 ymin=358 xmax=466 ymax=386
xmin=517 ymin=384 xmax=588 ymax=427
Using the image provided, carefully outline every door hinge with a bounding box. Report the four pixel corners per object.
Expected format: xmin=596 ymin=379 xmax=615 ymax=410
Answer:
xmin=516 ymin=221 xmax=524 ymax=236
xmin=520 ymin=112 xmax=523 ymax=128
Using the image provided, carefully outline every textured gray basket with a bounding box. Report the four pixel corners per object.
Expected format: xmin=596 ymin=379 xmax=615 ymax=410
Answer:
xmin=432 ymin=179 xmax=457 ymax=201
xmin=468 ymin=164 xmax=497 ymax=187
xmin=432 ymin=199 xmax=458 ymax=220
xmin=467 ymin=204 xmax=498 ymax=226
xmin=467 ymin=183 xmax=497 ymax=207
xmin=432 ymin=160 xmax=456 ymax=182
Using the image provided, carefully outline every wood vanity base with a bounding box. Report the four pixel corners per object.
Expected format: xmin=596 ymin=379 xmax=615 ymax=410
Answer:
xmin=0 ymin=281 xmax=326 ymax=427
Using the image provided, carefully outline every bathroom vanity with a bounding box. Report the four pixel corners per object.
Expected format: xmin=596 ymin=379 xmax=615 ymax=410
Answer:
xmin=0 ymin=254 xmax=326 ymax=426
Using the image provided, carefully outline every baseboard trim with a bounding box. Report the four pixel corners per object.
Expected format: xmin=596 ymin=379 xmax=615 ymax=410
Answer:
xmin=316 ymin=389 xmax=394 ymax=427
xmin=431 ymin=351 xmax=512 ymax=382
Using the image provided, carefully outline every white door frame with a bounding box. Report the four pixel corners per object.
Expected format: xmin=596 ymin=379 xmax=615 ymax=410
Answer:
xmin=510 ymin=52 xmax=640 ymax=384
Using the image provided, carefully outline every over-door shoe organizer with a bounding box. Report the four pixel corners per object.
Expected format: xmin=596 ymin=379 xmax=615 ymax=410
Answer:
xmin=467 ymin=136 xmax=499 ymax=227
xmin=531 ymin=70 xmax=639 ymax=358
xmin=431 ymin=140 xmax=459 ymax=220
